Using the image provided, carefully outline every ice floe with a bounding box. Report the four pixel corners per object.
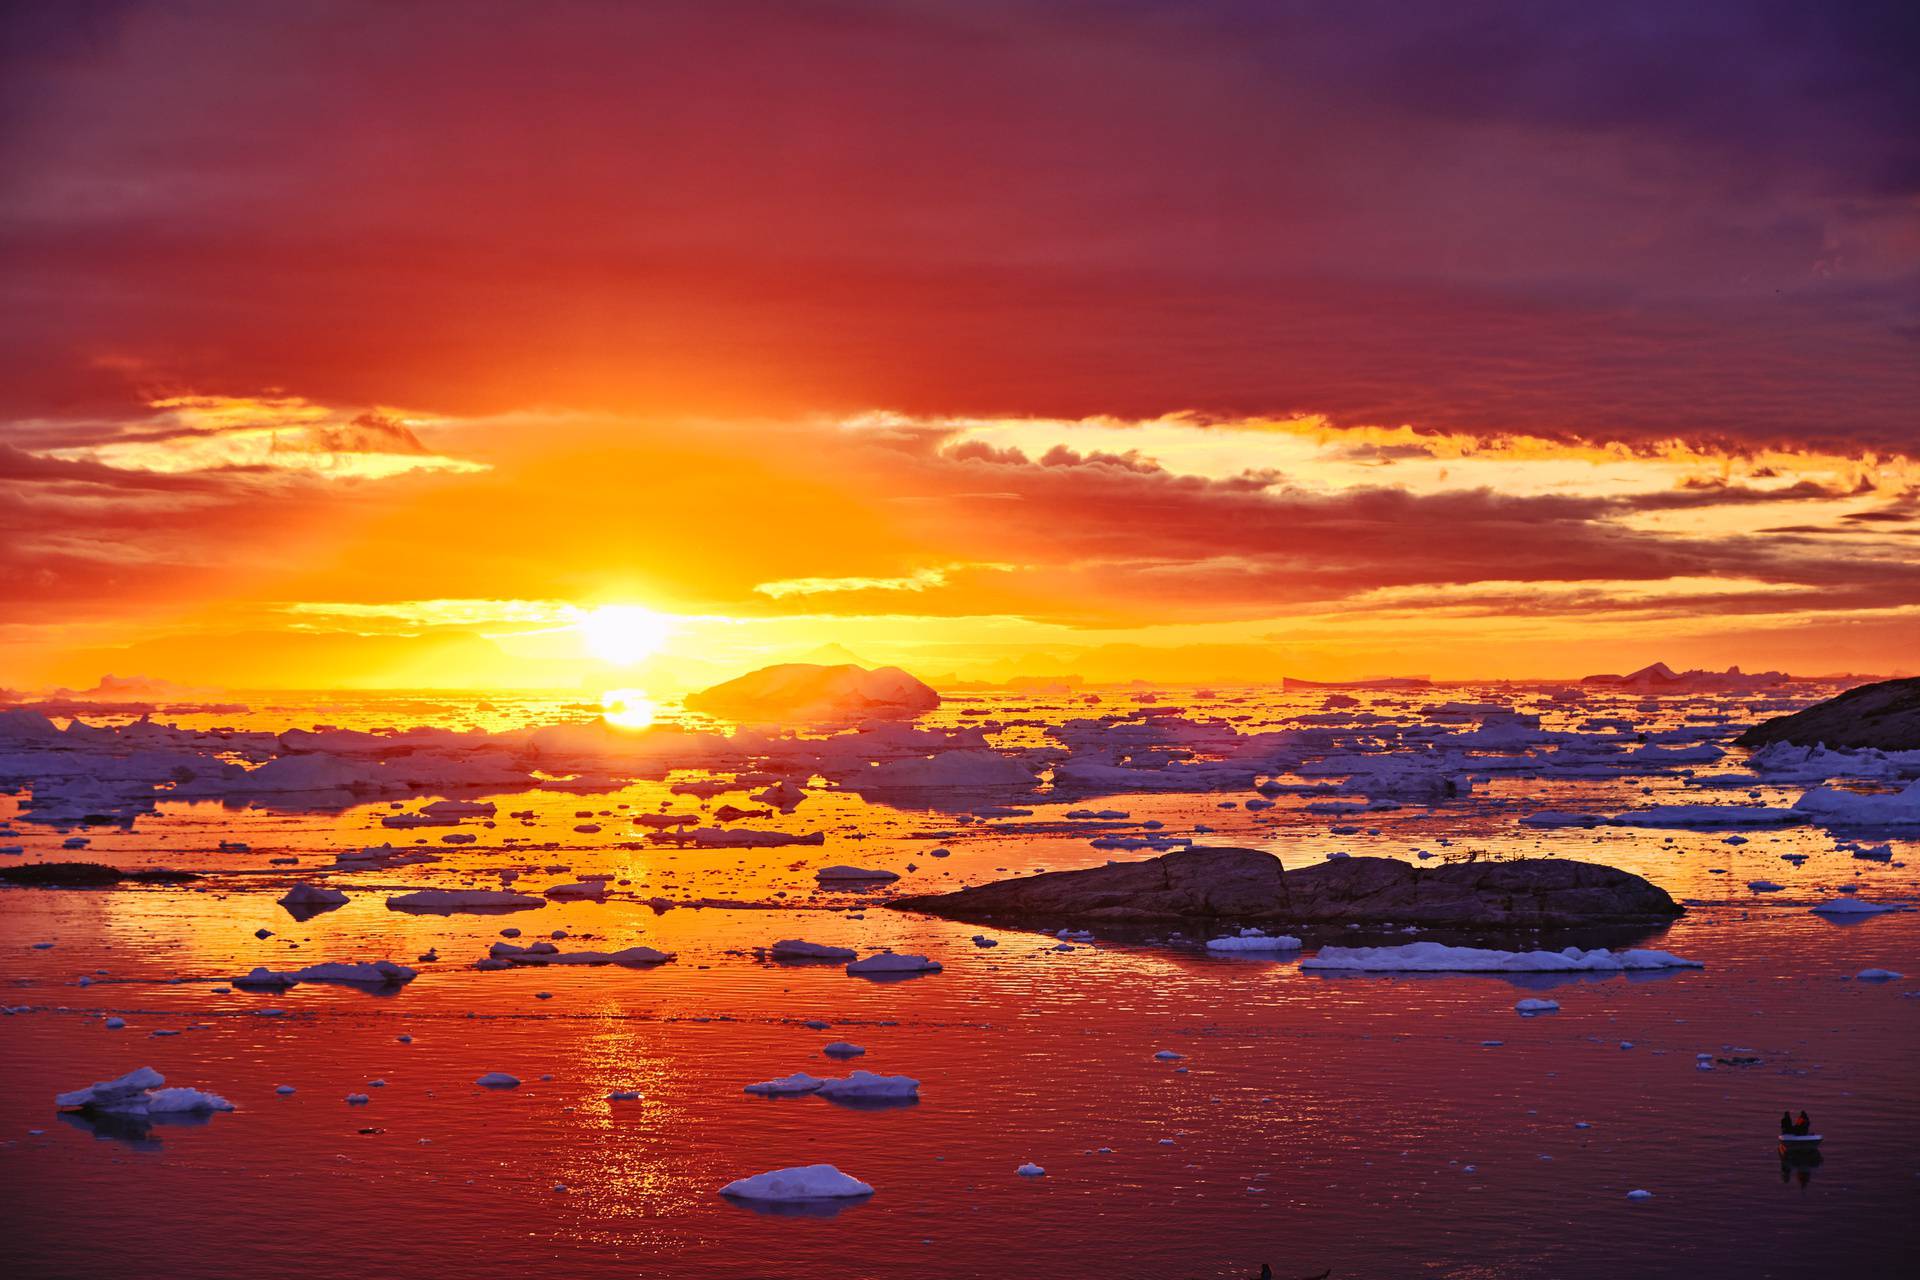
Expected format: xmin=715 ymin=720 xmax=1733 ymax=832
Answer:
xmin=386 ymin=888 xmax=546 ymax=913
xmin=769 ymin=939 xmax=858 ymax=961
xmin=1206 ymin=930 xmax=1303 ymax=951
xmin=845 ymin=952 xmax=941 ymax=976
xmin=56 ymin=1067 xmax=232 ymax=1116
xmin=1302 ymin=942 xmax=1703 ymax=973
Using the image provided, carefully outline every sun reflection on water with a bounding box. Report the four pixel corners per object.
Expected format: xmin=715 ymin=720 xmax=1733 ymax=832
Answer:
xmin=600 ymin=688 xmax=659 ymax=730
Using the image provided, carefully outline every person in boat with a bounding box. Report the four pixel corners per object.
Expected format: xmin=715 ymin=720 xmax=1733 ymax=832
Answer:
xmin=1794 ymin=1111 xmax=1811 ymax=1135
xmin=1780 ymin=1110 xmax=1794 ymax=1135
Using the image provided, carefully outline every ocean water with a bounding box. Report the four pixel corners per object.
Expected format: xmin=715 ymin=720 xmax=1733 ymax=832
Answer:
xmin=2 ymin=686 xmax=1915 ymax=1278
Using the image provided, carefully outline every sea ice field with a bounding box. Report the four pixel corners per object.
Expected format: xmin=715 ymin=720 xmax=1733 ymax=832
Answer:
xmin=2 ymin=683 xmax=1915 ymax=1278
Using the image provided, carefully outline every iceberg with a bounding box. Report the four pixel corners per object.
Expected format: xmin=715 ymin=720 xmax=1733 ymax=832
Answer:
xmin=719 ymin=1164 xmax=875 ymax=1202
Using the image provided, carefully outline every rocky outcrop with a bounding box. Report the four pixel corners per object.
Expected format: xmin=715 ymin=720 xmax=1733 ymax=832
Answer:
xmin=1735 ymin=677 xmax=1920 ymax=750
xmin=888 ymin=847 xmax=1682 ymax=928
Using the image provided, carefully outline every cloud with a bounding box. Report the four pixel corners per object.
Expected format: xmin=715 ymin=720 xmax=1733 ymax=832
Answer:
xmin=39 ymin=396 xmax=485 ymax=478
xmin=0 ymin=2 xmax=1912 ymax=451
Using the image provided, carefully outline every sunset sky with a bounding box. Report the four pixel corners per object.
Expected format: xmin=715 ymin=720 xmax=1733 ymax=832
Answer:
xmin=3 ymin=1 xmax=1916 ymax=690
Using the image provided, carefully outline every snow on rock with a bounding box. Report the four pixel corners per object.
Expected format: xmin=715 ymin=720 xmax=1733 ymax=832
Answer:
xmin=1302 ymin=942 xmax=1703 ymax=973
xmin=769 ymin=939 xmax=858 ymax=961
xmin=56 ymin=1066 xmax=232 ymax=1115
xmin=718 ymin=1163 xmax=875 ymax=1202
xmin=845 ymin=952 xmax=942 ymax=976
xmin=386 ymin=889 xmax=546 ymax=913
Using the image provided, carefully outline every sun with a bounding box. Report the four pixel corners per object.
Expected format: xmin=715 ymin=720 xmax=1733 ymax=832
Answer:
xmin=577 ymin=604 xmax=671 ymax=666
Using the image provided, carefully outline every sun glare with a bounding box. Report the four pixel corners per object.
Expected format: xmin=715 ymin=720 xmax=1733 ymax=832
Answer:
xmin=599 ymin=687 xmax=658 ymax=730
xmin=578 ymin=604 xmax=671 ymax=665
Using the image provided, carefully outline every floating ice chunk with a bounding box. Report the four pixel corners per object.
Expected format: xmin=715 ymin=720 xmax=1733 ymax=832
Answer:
xmin=769 ymin=939 xmax=858 ymax=961
xmin=679 ymin=828 xmax=824 ymax=848
xmin=1302 ymin=942 xmax=1703 ymax=973
xmin=814 ymin=865 xmax=900 ymax=882
xmin=543 ymin=879 xmax=613 ymax=900
xmin=298 ymin=960 xmax=417 ymax=985
xmin=744 ymin=1072 xmax=828 ymax=1096
xmin=1515 ymin=998 xmax=1560 ymax=1014
xmin=236 ymin=960 xmax=417 ymax=988
xmin=346 ymin=1093 xmax=370 ymax=1104
xmin=234 ymin=967 xmax=300 ymax=989
xmin=815 ymin=1070 xmax=919 ymax=1101
xmin=861 ymin=750 xmax=1036 ymax=789
xmin=1810 ymin=898 xmax=1903 ymax=915
xmin=1603 ymin=805 xmax=1804 ymax=829
xmin=275 ymin=1084 xmax=295 ymax=1095
xmin=1626 ymin=1189 xmax=1653 ymax=1200
xmin=607 ymin=1089 xmax=642 ymax=1101
xmin=1746 ymin=880 xmax=1785 ymax=892
xmin=1016 ymin=1162 xmax=1045 ymax=1176
xmin=719 ymin=1164 xmax=874 ymax=1202
xmin=386 ymin=889 xmax=546 ymax=913
xmin=1794 ymin=778 xmax=1920 ymax=827
xmin=1154 ymin=1050 xmax=1184 ymax=1060
xmin=971 ymin=935 xmax=999 ymax=948
xmin=56 ymin=1066 xmax=167 ymax=1112
xmin=147 ymin=1087 xmax=235 ymax=1113
xmin=475 ymin=1072 xmax=521 ymax=1088
xmin=1206 ymin=933 xmax=1302 ymax=951
xmin=846 ymin=952 xmax=941 ymax=976
xmin=822 ymin=1041 xmax=865 ymax=1057
xmin=1856 ymin=968 xmax=1904 ymax=980
xmin=104 ymin=1016 xmax=125 ymax=1029
xmin=277 ymin=883 xmax=349 ymax=910
xmin=486 ymin=941 xmax=673 ymax=966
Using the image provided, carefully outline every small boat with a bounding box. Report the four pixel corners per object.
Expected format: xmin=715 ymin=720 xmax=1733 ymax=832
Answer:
xmin=1779 ymin=1133 xmax=1823 ymax=1147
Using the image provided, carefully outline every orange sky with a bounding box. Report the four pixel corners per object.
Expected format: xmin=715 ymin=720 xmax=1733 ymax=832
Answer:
xmin=2 ymin=3 xmax=1916 ymax=691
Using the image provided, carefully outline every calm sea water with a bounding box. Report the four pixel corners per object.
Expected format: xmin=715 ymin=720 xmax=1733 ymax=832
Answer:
xmin=3 ymin=687 xmax=1915 ymax=1278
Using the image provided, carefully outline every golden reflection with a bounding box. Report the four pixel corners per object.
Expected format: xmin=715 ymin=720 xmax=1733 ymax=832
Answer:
xmin=600 ymin=688 xmax=659 ymax=730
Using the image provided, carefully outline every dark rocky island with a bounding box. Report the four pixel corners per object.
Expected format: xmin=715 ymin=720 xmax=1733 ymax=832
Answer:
xmin=1735 ymin=676 xmax=1920 ymax=750
xmin=888 ymin=847 xmax=1683 ymax=929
